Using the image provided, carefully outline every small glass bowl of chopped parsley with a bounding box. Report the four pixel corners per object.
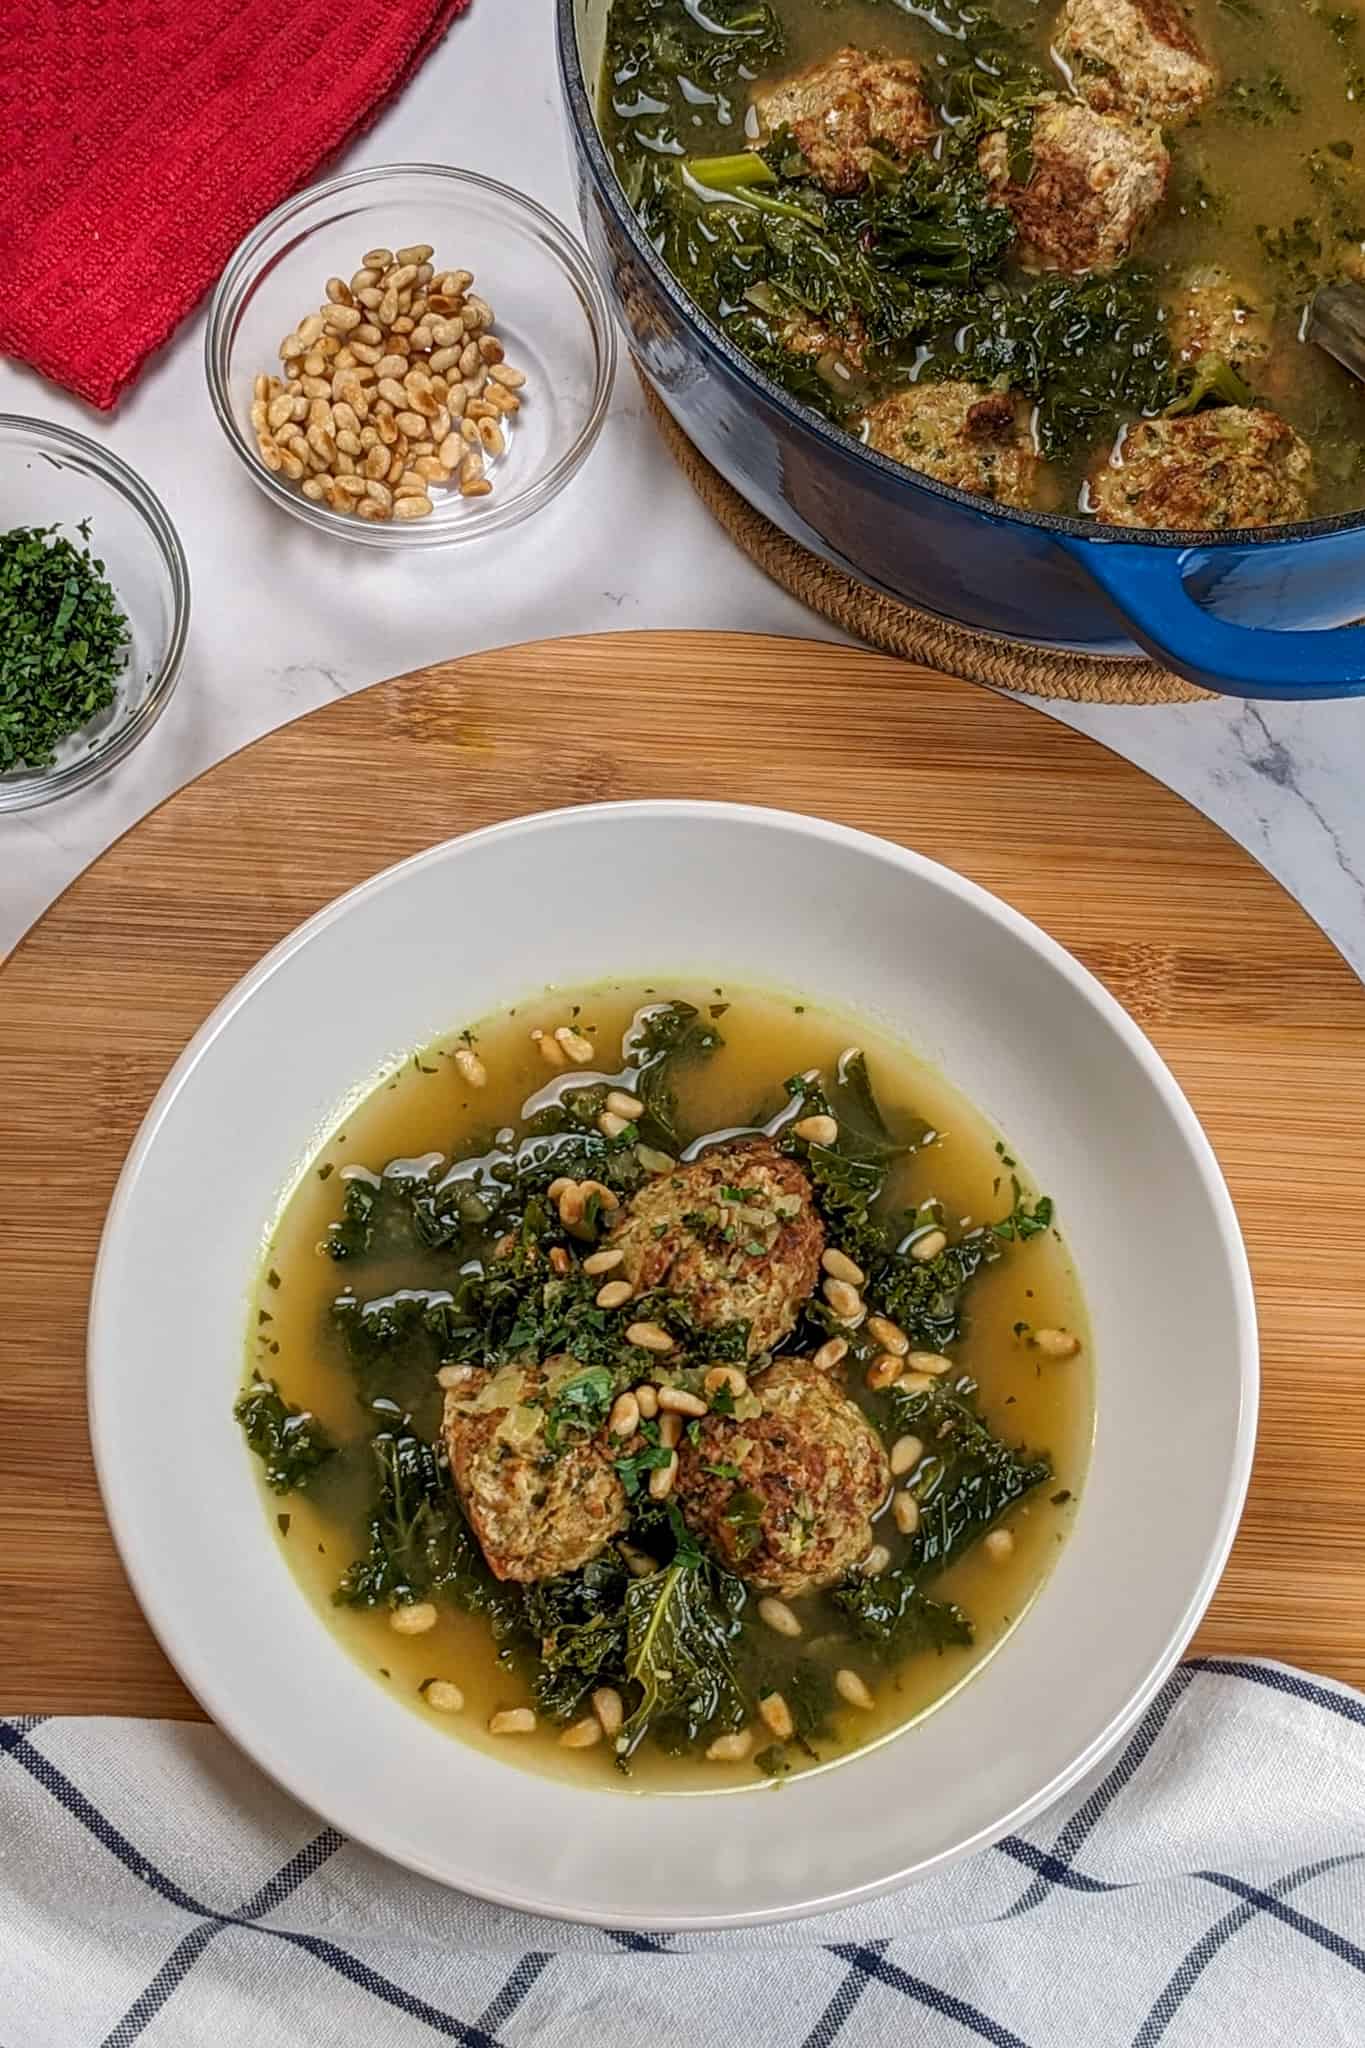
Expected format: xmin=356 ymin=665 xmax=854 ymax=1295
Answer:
xmin=0 ymin=416 xmax=190 ymax=810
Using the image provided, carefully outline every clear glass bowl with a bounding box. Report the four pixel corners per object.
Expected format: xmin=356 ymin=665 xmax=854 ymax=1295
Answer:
xmin=205 ymin=164 xmax=616 ymax=548
xmin=0 ymin=416 xmax=190 ymax=812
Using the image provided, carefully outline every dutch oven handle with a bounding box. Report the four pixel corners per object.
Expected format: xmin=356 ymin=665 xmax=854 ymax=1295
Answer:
xmin=1060 ymin=536 xmax=1365 ymax=700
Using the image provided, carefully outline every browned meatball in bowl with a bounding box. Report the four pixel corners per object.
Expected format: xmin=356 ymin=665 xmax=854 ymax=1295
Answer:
xmin=978 ymin=98 xmax=1169 ymax=275
xmin=1052 ymin=0 xmax=1217 ymax=126
xmin=1089 ymin=407 xmax=1314 ymax=528
xmin=676 ymin=1356 xmax=891 ymax=1597
xmin=608 ymin=1138 xmax=823 ymax=1358
xmin=442 ymin=1357 xmax=628 ymax=1582
xmin=749 ymin=46 xmax=938 ymax=195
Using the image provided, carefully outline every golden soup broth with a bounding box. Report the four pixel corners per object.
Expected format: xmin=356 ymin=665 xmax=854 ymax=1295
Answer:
xmin=247 ymin=985 xmax=1093 ymax=1790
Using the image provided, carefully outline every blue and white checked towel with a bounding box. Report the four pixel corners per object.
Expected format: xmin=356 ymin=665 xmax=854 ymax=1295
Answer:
xmin=3 ymin=1659 xmax=1363 ymax=2047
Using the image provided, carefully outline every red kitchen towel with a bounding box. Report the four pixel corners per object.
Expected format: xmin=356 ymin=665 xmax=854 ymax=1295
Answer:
xmin=0 ymin=0 xmax=472 ymax=410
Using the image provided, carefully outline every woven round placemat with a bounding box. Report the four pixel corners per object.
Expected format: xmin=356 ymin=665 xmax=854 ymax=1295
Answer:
xmin=641 ymin=377 xmax=1209 ymax=704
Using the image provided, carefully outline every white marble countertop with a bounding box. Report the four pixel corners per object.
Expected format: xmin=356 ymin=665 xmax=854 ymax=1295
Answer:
xmin=2 ymin=0 xmax=1363 ymax=972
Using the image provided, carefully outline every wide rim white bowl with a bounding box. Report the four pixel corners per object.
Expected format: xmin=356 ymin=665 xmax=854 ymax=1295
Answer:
xmin=89 ymin=801 xmax=1258 ymax=1928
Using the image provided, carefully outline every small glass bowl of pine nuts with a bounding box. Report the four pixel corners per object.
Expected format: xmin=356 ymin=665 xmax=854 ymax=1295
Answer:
xmin=206 ymin=164 xmax=616 ymax=547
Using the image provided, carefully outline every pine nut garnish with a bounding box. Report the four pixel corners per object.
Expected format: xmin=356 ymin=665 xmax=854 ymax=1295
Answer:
xmin=703 ymin=1364 xmax=747 ymax=1397
xmin=984 ymin=1528 xmax=1015 ymax=1561
xmin=608 ymin=1391 xmax=640 ymax=1438
xmin=453 ymin=1045 xmax=486 ymax=1088
xmin=813 ymin=1335 xmax=849 ymax=1371
xmin=389 ymin=1601 xmax=438 ymax=1635
xmin=835 ymin=1668 xmax=875 ymax=1710
xmin=759 ymin=1692 xmax=795 ymax=1742
xmin=626 ymin=1321 xmax=675 ymax=1353
xmin=792 ymin=1114 xmax=838 ymax=1145
xmin=911 ymin=1228 xmax=948 ymax=1262
xmin=598 ymin=1111 xmax=631 ymax=1140
xmin=905 ymin=1351 xmax=952 ymax=1376
xmin=657 ymin=1411 xmax=682 ymax=1449
xmin=548 ymin=1246 xmax=571 ymax=1276
xmin=866 ymin=1315 xmax=909 ymax=1357
xmin=252 ymin=247 xmax=527 ymax=521
xmin=648 ymin=1452 xmax=678 ymax=1499
xmin=422 ymin=1679 xmax=464 ymax=1713
xmin=532 ymin=1027 xmax=566 ymax=1068
xmin=489 ymin=1707 xmax=537 ymax=1735
xmin=706 ymin=1728 xmax=753 ymax=1762
xmin=890 ymin=1433 xmax=924 ymax=1478
xmin=822 ymin=1248 xmax=865 ymax=1286
xmin=865 ymin=1354 xmax=903 ymax=1391
xmin=596 ymin=1279 xmax=634 ymax=1310
xmin=554 ymin=1025 xmax=596 ymax=1065
xmin=559 ymin=1715 xmax=603 ymax=1748
xmin=657 ymin=1385 xmax=707 ymax=1416
xmin=635 ymin=1382 xmax=659 ymax=1419
xmin=861 ymin=1543 xmax=891 ymax=1575
xmin=758 ymin=1596 xmax=802 ymax=1638
xmin=593 ymin=1687 xmax=625 ymax=1737
xmin=893 ymin=1489 xmax=920 ymax=1536
xmin=605 ymin=1089 xmax=644 ymax=1119
xmin=582 ymin=1247 xmax=624 ymax=1275
xmin=823 ymin=1277 xmax=863 ymax=1322
xmin=1033 ymin=1328 xmax=1081 ymax=1359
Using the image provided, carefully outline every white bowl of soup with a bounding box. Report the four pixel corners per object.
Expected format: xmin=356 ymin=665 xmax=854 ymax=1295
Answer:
xmin=90 ymin=801 xmax=1256 ymax=1927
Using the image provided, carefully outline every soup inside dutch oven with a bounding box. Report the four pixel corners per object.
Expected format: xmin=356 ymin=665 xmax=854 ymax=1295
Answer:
xmin=598 ymin=0 xmax=1365 ymax=527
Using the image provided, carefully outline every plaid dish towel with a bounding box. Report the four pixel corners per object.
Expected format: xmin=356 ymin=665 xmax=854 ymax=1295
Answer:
xmin=3 ymin=1658 xmax=1363 ymax=2047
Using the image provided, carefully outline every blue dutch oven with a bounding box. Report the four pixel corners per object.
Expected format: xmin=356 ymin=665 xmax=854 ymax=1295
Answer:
xmin=559 ymin=0 xmax=1365 ymax=700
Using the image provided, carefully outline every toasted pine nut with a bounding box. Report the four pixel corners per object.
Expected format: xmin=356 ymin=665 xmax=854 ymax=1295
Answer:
xmin=636 ymin=1383 xmax=659 ymax=1419
xmin=1034 ymin=1328 xmax=1081 ymax=1359
xmin=759 ymin=1692 xmax=795 ymax=1742
xmin=706 ymin=1728 xmax=753 ymax=1762
xmin=560 ymin=1715 xmax=602 ymax=1748
xmin=758 ymin=1596 xmax=801 ymax=1638
xmin=394 ymin=493 xmax=434 ymax=521
xmin=861 ymin=1543 xmax=891 ymax=1575
xmin=389 ymin=1601 xmax=437 ymax=1635
xmin=703 ymin=1365 xmax=748 ymax=1397
xmin=454 ymin=1046 xmax=486 ymax=1088
xmin=985 ymin=1528 xmax=1015 ymax=1561
xmin=835 ymin=1668 xmax=875 ymax=1710
xmin=363 ymin=247 xmax=394 ymax=270
xmin=599 ymin=1111 xmax=630 ymax=1140
xmin=548 ymin=1246 xmax=571 ymax=1276
xmin=865 ymin=1354 xmax=903 ymax=1391
xmin=658 ymin=1411 xmax=681 ymax=1449
xmin=489 ymin=362 xmax=527 ymax=388
xmin=866 ymin=1315 xmax=909 ymax=1357
xmin=813 ymin=1336 xmax=849 ymax=1371
xmin=423 ymin=1679 xmax=464 ymax=1713
xmin=822 ymin=1248 xmax=865 ymax=1286
xmin=593 ymin=1686 xmax=624 ymax=1737
xmin=436 ymin=1363 xmax=476 ymax=1390
xmin=489 ymin=1708 xmax=537 ymax=1735
xmin=792 ymin=1114 xmax=838 ymax=1145
xmin=532 ymin=1027 xmax=565 ymax=1067
xmin=547 ymin=1176 xmax=575 ymax=1200
xmin=626 ymin=1321 xmax=674 ymax=1353
xmin=890 ymin=1433 xmax=924 ymax=1478
xmin=906 ymin=1351 xmax=952 ymax=1376
xmin=579 ymin=1180 xmax=621 ymax=1211
xmin=558 ymin=1185 xmax=585 ymax=1228
xmin=898 ymin=1373 xmax=935 ymax=1395
xmin=893 ymin=1489 xmax=920 ymax=1536
xmin=597 ymin=1279 xmax=634 ymax=1310
xmin=554 ymin=1025 xmax=595 ymax=1064
xmin=823 ymin=1277 xmax=863 ymax=1322
xmin=605 ymin=1088 xmax=645 ymax=1119
xmin=608 ymin=1391 xmax=640 ymax=1438
xmin=657 ymin=1386 xmax=707 ymax=1417
xmin=583 ymin=1248 xmax=624 ymax=1275
xmin=648 ymin=1452 xmax=678 ymax=1499
xmin=911 ymin=1228 xmax=948 ymax=1262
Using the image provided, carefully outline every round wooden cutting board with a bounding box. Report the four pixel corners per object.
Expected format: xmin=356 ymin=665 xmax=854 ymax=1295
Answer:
xmin=3 ymin=632 xmax=1363 ymax=1716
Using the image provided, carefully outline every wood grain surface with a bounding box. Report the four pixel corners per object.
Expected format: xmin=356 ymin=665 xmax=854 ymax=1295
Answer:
xmin=2 ymin=631 xmax=1363 ymax=1719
